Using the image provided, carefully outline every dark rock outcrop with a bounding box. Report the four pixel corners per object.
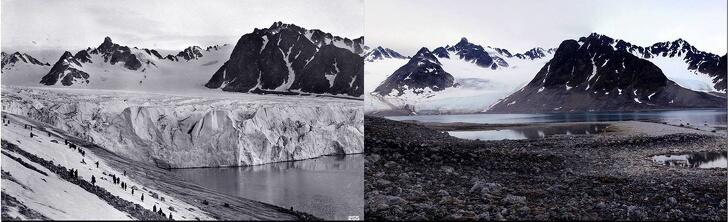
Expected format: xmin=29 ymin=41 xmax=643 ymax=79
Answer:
xmin=204 ymin=22 xmax=364 ymax=97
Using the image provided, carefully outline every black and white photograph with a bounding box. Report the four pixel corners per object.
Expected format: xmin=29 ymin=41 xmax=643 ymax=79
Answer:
xmin=1 ymin=0 xmax=364 ymax=220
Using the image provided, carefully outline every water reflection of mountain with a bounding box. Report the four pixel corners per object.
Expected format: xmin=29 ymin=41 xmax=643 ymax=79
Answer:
xmin=686 ymin=152 xmax=727 ymax=168
xmin=656 ymin=151 xmax=727 ymax=168
xmin=508 ymin=124 xmax=609 ymax=139
xmin=242 ymin=154 xmax=362 ymax=172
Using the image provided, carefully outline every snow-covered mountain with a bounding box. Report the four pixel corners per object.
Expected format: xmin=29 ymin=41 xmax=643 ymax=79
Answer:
xmin=34 ymin=37 xmax=233 ymax=92
xmin=365 ymin=46 xmax=407 ymax=62
xmin=366 ymin=38 xmax=556 ymax=115
xmin=204 ymin=22 xmax=364 ymax=97
xmin=488 ymin=34 xmax=726 ymax=113
xmin=1 ymin=52 xmax=50 ymax=68
xmin=576 ymin=33 xmax=726 ymax=92
xmin=1 ymin=51 xmax=54 ymax=86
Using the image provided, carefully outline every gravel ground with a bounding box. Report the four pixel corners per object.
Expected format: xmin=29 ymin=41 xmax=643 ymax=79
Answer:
xmin=364 ymin=116 xmax=727 ymax=221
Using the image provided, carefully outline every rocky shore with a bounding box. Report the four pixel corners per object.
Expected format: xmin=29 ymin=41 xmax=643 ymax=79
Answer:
xmin=364 ymin=116 xmax=726 ymax=220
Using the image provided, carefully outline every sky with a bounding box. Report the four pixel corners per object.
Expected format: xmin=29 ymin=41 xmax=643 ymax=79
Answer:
xmin=366 ymin=0 xmax=728 ymax=56
xmin=1 ymin=0 xmax=364 ymax=51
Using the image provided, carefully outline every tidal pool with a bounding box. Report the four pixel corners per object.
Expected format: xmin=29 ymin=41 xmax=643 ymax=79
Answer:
xmin=651 ymin=151 xmax=727 ymax=169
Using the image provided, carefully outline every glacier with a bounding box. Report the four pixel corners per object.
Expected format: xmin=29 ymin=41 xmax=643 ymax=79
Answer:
xmin=2 ymin=87 xmax=363 ymax=168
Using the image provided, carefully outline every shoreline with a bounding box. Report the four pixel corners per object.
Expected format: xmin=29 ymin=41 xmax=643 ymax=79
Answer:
xmin=364 ymin=116 xmax=726 ymax=220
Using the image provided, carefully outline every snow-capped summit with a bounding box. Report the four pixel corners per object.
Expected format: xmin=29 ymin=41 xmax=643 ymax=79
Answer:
xmin=204 ymin=22 xmax=364 ymax=97
xmin=1 ymin=51 xmax=51 ymax=69
xmin=175 ymin=46 xmax=204 ymax=61
xmin=438 ymin=37 xmax=508 ymax=69
xmin=365 ymin=46 xmax=407 ymax=62
xmin=373 ymin=47 xmax=453 ymax=96
xmin=514 ymin=47 xmax=555 ymax=60
xmin=267 ymin=21 xmax=366 ymax=55
xmin=40 ymin=51 xmax=90 ymax=86
xmin=488 ymin=36 xmax=725 ymax=113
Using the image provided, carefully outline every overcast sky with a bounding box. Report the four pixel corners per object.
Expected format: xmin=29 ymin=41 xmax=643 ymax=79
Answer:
xmin=1 ymin=0 xmax=363 ymax=51
xmin=366 ymin=0 xmax=727 ymax=56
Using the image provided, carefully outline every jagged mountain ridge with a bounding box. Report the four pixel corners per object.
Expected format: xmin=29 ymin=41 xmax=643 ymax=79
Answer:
xmin=1 ymin=52 xmax=50 ymax=69
xmin=488 ymin=34 xmax=726 ymax=113
xmin=580 ymin=33 xmax=726 ymax=92
xmin=432 ymin=37 xmax=556 ymax=70
xmin=365 ymin=46 xmax=407 ymax=62
xmin=37 ymin=37 xmax=231 ymax=86
xmin=204 ymin=22 xmax=364 ymax=97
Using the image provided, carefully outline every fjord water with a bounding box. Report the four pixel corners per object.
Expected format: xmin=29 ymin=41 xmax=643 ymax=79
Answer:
xmin=389 ymin=109 xmax=727 ymax=140
xmin=388 ymin=109 xmax=726 ymax=126
xmin=449 ymin=124 xmax=608 ymax=141
xmin=171 ymin=154 xmax=364 ymax=220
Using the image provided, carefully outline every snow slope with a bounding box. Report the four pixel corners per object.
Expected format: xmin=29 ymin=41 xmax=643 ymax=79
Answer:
xmin=2 ymin=86 xmax=363 ymax=168
xmin=648 ymin=56 xmax=717 ymax=92
xmin=1 ymin=113 xmax=213 ymax=220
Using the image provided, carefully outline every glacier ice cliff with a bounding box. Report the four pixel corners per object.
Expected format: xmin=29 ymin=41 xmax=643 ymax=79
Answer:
xmin=2 ymin=88 xmax=363 ymax=168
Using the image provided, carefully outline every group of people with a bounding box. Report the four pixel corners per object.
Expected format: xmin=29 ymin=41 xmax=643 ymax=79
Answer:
xmin=110 ymin=174 xmax=131 ymax=191
xmin=152 ymin=205 xmax=173 ymax=220
xmin=67 ymin=168 xmax=79 ymax=179
xmin=13 ymin=115 xmax=175 ymax=220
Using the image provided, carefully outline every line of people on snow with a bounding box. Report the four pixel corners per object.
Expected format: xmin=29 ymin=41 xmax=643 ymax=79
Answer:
xmin=14 ymin=115 xmax=173 ymax=220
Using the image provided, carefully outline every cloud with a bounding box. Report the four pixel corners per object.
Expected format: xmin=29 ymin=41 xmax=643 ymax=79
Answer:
xmin=1 ymin=0 xmax=363 ymax=50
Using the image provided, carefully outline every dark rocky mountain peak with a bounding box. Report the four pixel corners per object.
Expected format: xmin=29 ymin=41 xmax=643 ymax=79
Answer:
xmin=577 ymin=33 xmax=726 ymax=91
xmin=445 ymin=37 xmax=505 ymax=69
xmin=176 ymin=46 xmax=204 ymax=61
xmin=488 ymin=37 xmax=725 ymax=113
xmin=204 ymin=22 xmax=363 ymax=97
xmin=39 ymin=51 xmax=90 ymax=86
xmin=373 ymin=47 xmax=454 ymax=96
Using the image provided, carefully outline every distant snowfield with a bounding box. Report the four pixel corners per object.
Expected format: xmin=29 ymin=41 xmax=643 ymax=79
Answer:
xmin=364 ymin=58 xmax=408 ymax=93
xmin=647 ymin=56 xmax=720 ymax=92
xmin=1 ymin=114 xmax=212 ymax=220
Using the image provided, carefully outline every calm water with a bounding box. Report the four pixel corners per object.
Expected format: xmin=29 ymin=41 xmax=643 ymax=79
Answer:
xmin=170 ymin=155 xmax=364 ymax=220
xmin=449 ymin=124 xmax=608 ymax=141
xmin=388 ymin=109 xmax=727 ymax=126
xmin=651 ymin=151 xmax=727 ymax=169
xmin=389 ymin=109 xmax=726 ymax=140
